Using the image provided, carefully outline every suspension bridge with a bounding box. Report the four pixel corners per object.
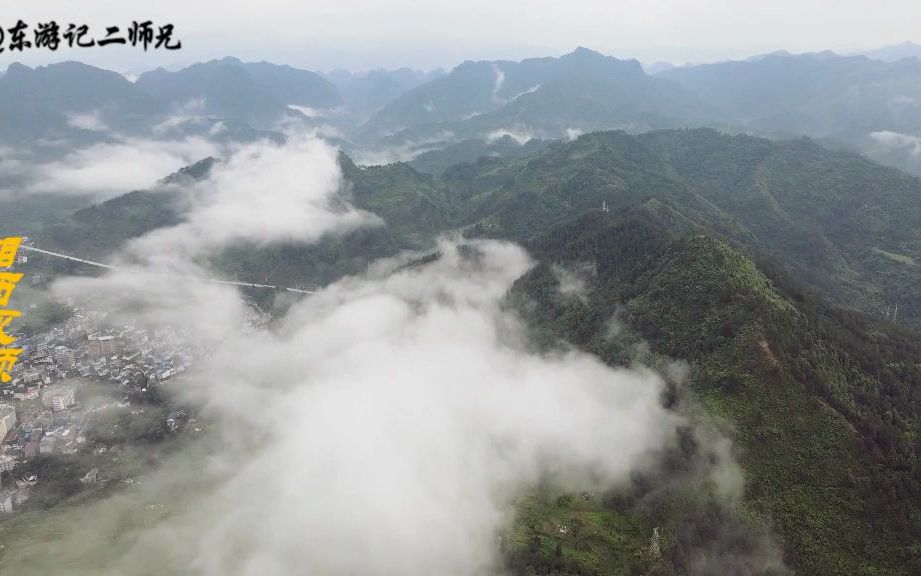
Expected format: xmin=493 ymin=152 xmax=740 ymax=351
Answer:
xmin=19 ymin=244 xmax=316 ymax=295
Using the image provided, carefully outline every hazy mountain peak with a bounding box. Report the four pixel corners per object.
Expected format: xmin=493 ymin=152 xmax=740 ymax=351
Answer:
xmin=565 ymin=46 xmax=605 ymax=59
xmin=559 ymin=47 xmax=644 ymax=75
xmin=4 ymin=62 xmax=32 ymax=76
xmin=860 ymin=40 xmax=921 ymax=62
xmin=159 ymin=156 xmax=219 ymax=185
xmin=134 ymin=56 xmax=341 ymax=126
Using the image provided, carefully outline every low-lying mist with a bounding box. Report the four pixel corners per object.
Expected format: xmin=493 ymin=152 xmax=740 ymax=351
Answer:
xmin=27 ymin=134 xmax=683 ymax=575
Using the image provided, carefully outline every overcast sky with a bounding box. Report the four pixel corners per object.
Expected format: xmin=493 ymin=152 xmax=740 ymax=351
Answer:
xmin=2 ymin=0 xmax=919 ymax=74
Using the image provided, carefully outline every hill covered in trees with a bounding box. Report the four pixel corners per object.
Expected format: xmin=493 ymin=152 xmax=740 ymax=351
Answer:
xmin=24 ymin=128 xmax=921 ymax=574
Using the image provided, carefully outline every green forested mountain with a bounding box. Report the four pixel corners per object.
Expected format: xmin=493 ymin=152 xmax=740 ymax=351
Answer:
xmin=135 ymin=57 xmax=341 ymax=129
xmin=859 ymin=41 xmax=921 ymax=62
xmin=27 ymin=128 xmax=921 ymax=574
xmin=236 ymin=59 xmax=342 ymax=108
xmin=660 ymin=52 xmax=921 ymax=138
xmin=9 ymin=50 xmax=921 ymax=181
xmin=356 ymin=49 xmax=921 ymax=178
xmin=408 ymin=135 xmax=548 ymax=175
xmin=0 ymin=61 xmax=163 ymax=143
xmin=324 ymin=67 xmax=445 ymax=119
xmin=442 ymin=130 xmax=921 ymax=327
xmin=359 ymin=48 xmax=707 ymax=144
xmin=36 ymin=128 xmax=921 ymax=326
xmin=512 ymin=211 xmax=921 ymax=574
xmin=442 ymin=49 xmax=709 ymax=140
xmin=0 ymin=58 xmax=348 ymax=155
xmin=657 ymin=52 xmax=921 ymax=176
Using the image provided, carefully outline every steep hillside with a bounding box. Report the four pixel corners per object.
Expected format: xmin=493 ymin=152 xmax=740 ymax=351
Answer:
xmin=239 ymin=60 xmax=341 ymax=108
xmin=0 ymin=61 xmax=162 ymax=143
xmin=508 ymin=211 xmax=921 ymax=574
xmin=660 ymin=52 xmax=921 ymax=175
xmin=135 ymin=57 xmax=339 ymax=128
xmin=409 ymin=135 xmax=548 ymax=175
xmin=449 ymin=129 xmax=921 ymax=327
xmin=359 ymin=48 xmax=707 ymax=144
xmin=359 ymin=49 xmax=921 ymax=177
xmin=19 ymin=128 xmax=921 ymax=574
xmin=661 ymin=52 xmax=921 ymax=138
xmin=34 ymin=129 xmax=921 ymax=327
xmin=325 ymin=67 xmax=444 ymax=119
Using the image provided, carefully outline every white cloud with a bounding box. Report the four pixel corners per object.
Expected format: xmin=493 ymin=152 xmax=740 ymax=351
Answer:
xmin=151 ymin=99 xmax=209 ymax=135
xmin=26 ymin=135 xmax=220 ymax=199
xmin=287 ymin=104 xmax=325 ymax=118
xmin=553 ymin=262 xmax=594 ymax=299
xmin=351 ymin=131 xmax=456 ymax=165
xmin=507 ymin=83 xmax=541 ymax=101
xmin=38 ymin=128 xmax=679 ymax=573
xmin=52 ymin=237 xmax=677 ymax=575
xmin=870 ymin=130 xmax=921 ymax=156
xmin=490 ymin=63 xmax=505 ymax=102
xmin=129 ymin=134 xmax=376 ymax=259
xmin=485 ymin=126 xmax=535 ymax=144
xmin=565 ymin=127 xmax=584 ymax=141
xmin=67 ymin=110 xmax=110 ymax=132
xmin=0 ymin=145 xmax=26 ymax=178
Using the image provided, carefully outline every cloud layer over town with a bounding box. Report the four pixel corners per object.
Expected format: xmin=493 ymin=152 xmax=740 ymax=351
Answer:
xmin=36 ymin=133 xmax=682 ymax=574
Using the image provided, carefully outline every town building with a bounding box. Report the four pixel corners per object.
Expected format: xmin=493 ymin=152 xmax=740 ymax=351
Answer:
xmin=42 ymin=386 xmax=75 ymax=412
xmin=0 ymin=404 xmax=16 ymax=440
xmin=53 ymin=346 xmax=76 ymax=370
xmin=87 ymin=335 xmax=118 ymax=358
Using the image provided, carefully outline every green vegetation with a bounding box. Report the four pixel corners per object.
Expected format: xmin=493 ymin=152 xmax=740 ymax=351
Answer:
xmin=506 ymin=211 xmax=921 ymax=574
xmin=358 ymin=48 xmax=709 ymax=145
xmin=505 ymin=491 xmax=651 ymax=576
xmin=6 ymin=284 xmax=71 ymax=337
xmin=409 ymin=136 xmax=548 ymax=176
xmin=20 ymin=127 xmax=921 ymax=574
xmin=0 ymin=433 xmax=214 ymax=576
xmin=43 ymin=128 xmax=921 ymax=331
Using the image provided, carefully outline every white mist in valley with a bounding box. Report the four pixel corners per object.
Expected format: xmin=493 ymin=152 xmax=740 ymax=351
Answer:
xmin=44 ymin=133 xmax=680 ymax=575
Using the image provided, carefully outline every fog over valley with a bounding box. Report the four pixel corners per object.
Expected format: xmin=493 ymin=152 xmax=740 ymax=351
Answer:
xmin=2 ymin=4 xmax=921 ymax=575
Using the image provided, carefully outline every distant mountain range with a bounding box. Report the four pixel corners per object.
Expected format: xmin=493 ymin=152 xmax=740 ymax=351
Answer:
xmin=857 ymin=41 xmax=921 ymax=62
xmin=359 ymin=47 xmax=711 ymax=145
xmin=660 ymin=51 xmax=921 ymax=138
xmin=5 ymin=46 xmax=921 ymax=174
xmin=355 ymin=47 xmax=921 ymax=175
xmin=0 ymin=58 xmax=437 ymax=151
xmin=0 ymin=61 xmax=161 ymax=144
xmin=323 ymin=67 xmax=444 ymax=121
xmin=8 ymin=39 xmax=921 ymax=576
xmin=135 ymin=57 xmax=341 ymax=128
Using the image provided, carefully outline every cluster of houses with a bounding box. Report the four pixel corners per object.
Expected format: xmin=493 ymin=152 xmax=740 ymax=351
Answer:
xmin=0 ymin=307 xmax=196 ymax=515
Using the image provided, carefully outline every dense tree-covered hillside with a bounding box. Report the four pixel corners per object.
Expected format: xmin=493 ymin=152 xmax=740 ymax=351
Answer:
xmin=34 ymin=128 xmax=921 ymax=327
xmin=24 ymin=129 xmax=921 ymax=574
xmin=510 ymin=211 xmax=921 ymax=574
